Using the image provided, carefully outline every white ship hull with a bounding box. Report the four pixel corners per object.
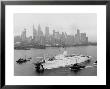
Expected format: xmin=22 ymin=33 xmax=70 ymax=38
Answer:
xmin=42 ymin=54 xmax=91 ymax=69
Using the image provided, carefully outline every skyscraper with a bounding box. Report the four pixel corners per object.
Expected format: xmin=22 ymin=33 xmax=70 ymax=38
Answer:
xmin=53 ymin=29 xmax=55 ymax=37
xmin=77 ymin=29 xmax=80 ymax=36
xmin=45 ymin=26 xmax=49 ymax=36
xmin=45 ymin=26 xmax=50 ymax=44
xmin=74 ymin=29 xmax=88 ymax=44
xmin=33 ymin=24 xmax=37 ymax=41
xmin=38 ymin=24 xmax=43 ymax=37
xmin=21 ymin=28 xmax=27 ymax=42
xmin=81 ymin=33 xmax=86 ymax=44
xmin=37 ymin=24 xmax=44 ymax=45
xmin=74 ymin=29 xmax=81 ymax=44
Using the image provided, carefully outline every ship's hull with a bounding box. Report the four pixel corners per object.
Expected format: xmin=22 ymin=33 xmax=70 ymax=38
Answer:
xmin=42 ymin=54 xmax=91 ymax=69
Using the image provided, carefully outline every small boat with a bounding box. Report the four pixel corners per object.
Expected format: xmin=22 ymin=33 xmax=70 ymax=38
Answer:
xmin=16 ymin=56 xmax=30 ymax=64
xmin=16 ymin=58 xmax=27 ymax=64
xmin=70 ymin=63 xmax=85 ymax=71
xmin=69 ymin=58 xmax=85 ymax=71
xmin=34 ymin=62 xmax=44 ymax=73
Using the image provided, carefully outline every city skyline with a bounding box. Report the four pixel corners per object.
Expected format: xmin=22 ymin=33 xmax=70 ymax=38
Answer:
xmin=14 ymin=13 xmax=97 ymax=42
xmin=14 ymin=26 xmax=89 ymax=47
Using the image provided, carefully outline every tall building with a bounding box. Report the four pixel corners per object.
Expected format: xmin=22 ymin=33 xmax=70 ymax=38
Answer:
xmin=74 ymin=29 xmax=88 ymax=44
xmin=45 ymin=26 xmax=49 ymax=36
xmin=86 ymin=37 xmax=88 ymax=44
xmin=33 ymin=25 xmax=37 ymax=41
xmin=38 ymin=24 xmax=43 ymax=37
xmin=81 ymin=33 xmax=86 ymax=44
xmin=37 ymin=24 xmax=44 ymax=45
xmin=21 ymin=28 xmax=27 ymax=42
xmin=45 ymin=26 xmax=50 ymax=44
xmin=77 ymin=29 xmax=80 ymax=36
xmin=81 ymin=33 xmax=88 ymax=44
xmin=74 ymin=29 xmax=81 ymax=44
xmin=53 ymin=29 xmax=55 ymax=37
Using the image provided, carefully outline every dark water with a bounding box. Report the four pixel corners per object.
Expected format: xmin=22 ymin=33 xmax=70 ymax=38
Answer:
xmin=14 ymin=46 xmax=97 ymax=76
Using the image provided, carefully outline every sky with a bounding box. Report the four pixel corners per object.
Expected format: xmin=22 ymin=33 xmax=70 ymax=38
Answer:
xmin=14 ymin=13 xmax=97 ymax=42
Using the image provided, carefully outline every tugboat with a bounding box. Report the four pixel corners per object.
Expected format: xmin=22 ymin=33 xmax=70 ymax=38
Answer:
xmin=70 ymin=59 xmax=85 ymax=71
xmin=16 ymin=56 xmax=30 ymax=64
xmin=16 ymin=58 xmax=27 ymax=64
xmin=70 ymin=63 xmax=85 ymax=71
xmin=34 ymin=62 xmax=44 ymax=73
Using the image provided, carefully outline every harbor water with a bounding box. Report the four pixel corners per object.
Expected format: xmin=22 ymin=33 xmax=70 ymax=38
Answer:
xmin=14 ymin=46 xmax=97 ymax=76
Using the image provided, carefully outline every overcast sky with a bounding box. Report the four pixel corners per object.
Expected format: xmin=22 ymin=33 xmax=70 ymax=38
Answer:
xmin=14 ymin=13 xmax=97 ymax=42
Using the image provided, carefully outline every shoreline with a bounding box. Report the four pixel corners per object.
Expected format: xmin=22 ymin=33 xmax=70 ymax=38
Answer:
xmin=14 ymin=45 xmax=97 ymax=50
